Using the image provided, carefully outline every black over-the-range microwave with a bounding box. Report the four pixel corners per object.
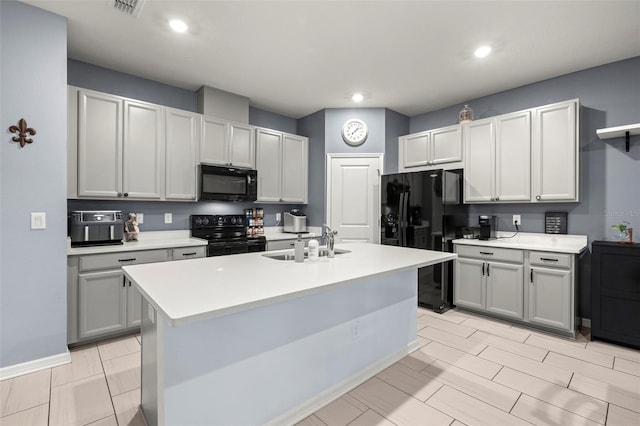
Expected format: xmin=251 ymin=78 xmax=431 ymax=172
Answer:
xmin=199 ymin=164 xmax=258 ymax=202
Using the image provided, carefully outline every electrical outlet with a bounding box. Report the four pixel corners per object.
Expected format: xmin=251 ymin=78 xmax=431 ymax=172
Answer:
xmin=351 ymin=320 xmax=360 ymax=340
xmin=276 ymin=212 xmax=281 ymax=222
xmin=136 ymin=213 xmax=144 ymax=224
xmin=513 ymin=215 xmax=521 ymax=226
xmin=164 ymin=213 xmax=172 ymax=224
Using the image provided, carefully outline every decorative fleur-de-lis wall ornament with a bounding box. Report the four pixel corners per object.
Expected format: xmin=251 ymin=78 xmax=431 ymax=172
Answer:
xmin=8 ymin=118 xmax=37 ymax=148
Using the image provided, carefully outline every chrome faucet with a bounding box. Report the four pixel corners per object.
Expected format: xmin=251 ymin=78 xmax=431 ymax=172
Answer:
xmin=323 ymin=224 xmax=337 ymax=258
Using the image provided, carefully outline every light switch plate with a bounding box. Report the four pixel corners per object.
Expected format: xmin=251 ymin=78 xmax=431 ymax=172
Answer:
xmin=164 ymin=213 xmax=172 ymax=224
xmin=31 ymin=212 xmax=46 ymax=229
xmin=137 ymin=213 xmax=144 ymax=224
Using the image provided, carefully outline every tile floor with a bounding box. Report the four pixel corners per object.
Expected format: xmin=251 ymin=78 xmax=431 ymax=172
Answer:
xmin=1 ymin=308 xmax=639 ymax=426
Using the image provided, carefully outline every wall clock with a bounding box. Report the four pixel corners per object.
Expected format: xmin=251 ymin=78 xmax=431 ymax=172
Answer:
xmin=341 ymin=119 xmax=368 ymax=146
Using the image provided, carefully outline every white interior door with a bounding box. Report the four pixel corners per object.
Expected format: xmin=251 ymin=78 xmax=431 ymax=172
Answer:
xmin=327 ymin=154 xmax=382 ymax=244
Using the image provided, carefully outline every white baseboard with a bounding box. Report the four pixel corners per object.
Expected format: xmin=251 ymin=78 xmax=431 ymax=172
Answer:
xmin=581 ymin=318 xmax=591 ymax=328
xmin=267 ymin=340 xmax=420 ymax=426
xmin=0 ymin=350 xmax=71 ymax=381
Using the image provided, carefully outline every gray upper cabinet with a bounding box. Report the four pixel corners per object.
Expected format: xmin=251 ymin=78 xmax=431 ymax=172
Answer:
xmin=399 ymin=124 xmax=463 ymax=172
xmin=74 ymin=87 xmax=165 ymax=200
xmin=256 ymin=127 xmax=308 ymax=203
xmin=201 ymin=116 xmax=255 ymax=169
xmin=165 ymin=108 xmax=200 ymax=200
xmin=532 ymin=99 xmax=579 ymax=202
xmin=464 ymin=111 xmax=531 ymax=203
xmin=122 ymin=100 xmax=165 ymax=199
xmin=464 ymin=99 xmax=578 ymax=204
xmin=76 ymin=89 xmax=123 ymax=198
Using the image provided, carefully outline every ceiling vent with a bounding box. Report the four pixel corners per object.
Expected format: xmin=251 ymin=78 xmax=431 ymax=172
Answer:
xmin=108 ymin=0 xmax=146 ymax=18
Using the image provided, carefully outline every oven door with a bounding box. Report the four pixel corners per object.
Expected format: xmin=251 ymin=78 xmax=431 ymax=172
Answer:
xmin=207 ymin=240 xmax=249 ymax=257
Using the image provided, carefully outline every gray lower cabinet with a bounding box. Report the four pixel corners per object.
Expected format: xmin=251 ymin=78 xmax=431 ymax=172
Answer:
xmin=527 ymin=251 xmax=573 ymax=331
xmin=68 ymin=245 xmax=205 ymax=345
xmin=454 ymin=246 xmax=524 ymax=320
xmin=78 ymin=269 xmax=128 ymax=340
xmin=454 ymin=244 xmax=577 ymax=336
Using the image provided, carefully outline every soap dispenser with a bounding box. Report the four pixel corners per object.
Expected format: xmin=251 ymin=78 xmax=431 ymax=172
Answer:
xmin=294 ymin=234 xmax=305 ymax=263
xmin=307 ymin=238 xmax=319 ymax=262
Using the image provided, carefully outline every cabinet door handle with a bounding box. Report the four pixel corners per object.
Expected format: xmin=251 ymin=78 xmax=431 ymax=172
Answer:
xmin=481 ymin=263 xmax=485 ymax=276
xmin=486 ymin=263 xmax=490 ymax=276
xmin=540 ymin=257 xmax=559 ymax=262
xmin=122 ymin=277 xmax=126 ymax=287
xmin=479 ymin=251 xmax=494 ymax=255
xmin=118 ymin=258 xmax=137 ymax=262
xmin=496 ymin=196 xmax=500 ymax=201
xmin=536 ymin=195 xmax=541 ymax=200
xmin=117 ymin=192 xmax=123 ymax=197
xmin=530 ymin=269 xmax=534 ymax=283
xmin=181 ymin=252 xmax=197 ymax=256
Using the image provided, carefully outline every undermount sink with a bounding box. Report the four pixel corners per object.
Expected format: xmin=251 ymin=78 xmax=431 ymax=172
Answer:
xmin=263 ymin=248 xmax=350 ymax=261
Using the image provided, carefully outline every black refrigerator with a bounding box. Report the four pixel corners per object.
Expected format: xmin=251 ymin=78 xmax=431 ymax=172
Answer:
xmin=381 ymin=169 xmax=468 ymax=312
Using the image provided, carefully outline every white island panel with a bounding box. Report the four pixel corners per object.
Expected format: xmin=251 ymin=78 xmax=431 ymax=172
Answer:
xmin=127 ymin=243 xmax=456 ymax=425
xmin=148 ymin=269 xmax=417 ymax=426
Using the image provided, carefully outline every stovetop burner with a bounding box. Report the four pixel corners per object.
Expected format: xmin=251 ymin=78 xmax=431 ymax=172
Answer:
xmin=190 ymin=214 xmax=265 ymax=257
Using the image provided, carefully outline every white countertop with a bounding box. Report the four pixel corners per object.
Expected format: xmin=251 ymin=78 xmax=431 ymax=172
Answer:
xmin=452 ymin=232 xmax=587 ymax=254
xmin=123 ymin=243 xmax=456 ymax=326
xmin=67 ymin=230 xmax=207 ymax=255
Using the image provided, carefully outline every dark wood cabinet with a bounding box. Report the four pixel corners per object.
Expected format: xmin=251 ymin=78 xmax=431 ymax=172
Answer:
xmin=591 ymin=241 xmax=640 ymax=348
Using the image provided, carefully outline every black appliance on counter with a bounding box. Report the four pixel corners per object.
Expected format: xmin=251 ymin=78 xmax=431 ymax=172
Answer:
xmin=190 ymin=214 xmax=265 ymax=257
xmin=479 ymin=215 xmax=497 ymax=240
xmin=381 ymin=169 xmax=468 ymax=312
xmin=68 ymin=210 xmax=124 ymax=247
xmin=199 ymin=165 xmax=257 ymax=202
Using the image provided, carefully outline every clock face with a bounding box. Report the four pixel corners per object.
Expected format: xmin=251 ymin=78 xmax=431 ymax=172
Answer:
xmin=342 ymin=119 xmax=368 ymax=146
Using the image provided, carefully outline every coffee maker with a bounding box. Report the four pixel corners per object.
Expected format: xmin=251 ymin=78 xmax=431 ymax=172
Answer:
xmin=478 ymin=215 xmax=497 ymax=240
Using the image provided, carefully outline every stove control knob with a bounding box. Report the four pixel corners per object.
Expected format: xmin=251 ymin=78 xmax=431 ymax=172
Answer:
xmin=202 ymin=217 xmax=209 ymax=226
xmin=230 ymin=217 xmax=237 ymax=225
xmin=194 ymin=217 xmax=202 ymax=226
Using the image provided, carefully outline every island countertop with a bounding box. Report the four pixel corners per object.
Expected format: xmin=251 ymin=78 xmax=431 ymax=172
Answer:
xmin=123 ymin=243 xmax=456 ymax=326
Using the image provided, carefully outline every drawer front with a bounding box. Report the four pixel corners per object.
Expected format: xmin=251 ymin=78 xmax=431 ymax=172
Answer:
xmin=456 ymin=245 xmax=523 ymax=263
xmin=529 ymin=251 xmax=571 ymax=268
xmin=172 ymin=246 xmax=206 ymax=260
xmin=79 ymin=249 xmax=170 ymax=272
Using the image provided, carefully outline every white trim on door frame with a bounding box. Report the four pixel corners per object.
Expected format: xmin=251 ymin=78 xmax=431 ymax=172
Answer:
xmin=326 ymin=153 xmax=384 ymax=244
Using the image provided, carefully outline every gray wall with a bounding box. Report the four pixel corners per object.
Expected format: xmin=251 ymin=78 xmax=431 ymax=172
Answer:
xmin=1 ymin=1 xmax=68 ymax=368
xmin=249 ymin=106 xmax=297 ymax=134
xmin=325 ymin=108 xmax=387 ymax=154
xmin=411 ymin=56 xmax=640 ymax=318
xmin=298 ymin=110 xmax=327 ymax=227
xmin=68 ymin=59 xmax=197 ymax=112
xmin=384 ymin=109 xmax=410 ymax=174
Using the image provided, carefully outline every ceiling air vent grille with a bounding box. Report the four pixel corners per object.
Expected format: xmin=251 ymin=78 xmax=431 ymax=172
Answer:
xmin=109 ymin=0 xmax=146 ymax=17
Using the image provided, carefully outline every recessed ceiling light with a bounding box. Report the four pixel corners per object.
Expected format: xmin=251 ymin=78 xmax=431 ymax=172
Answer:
xmin=352 ymin=93 xmax=364 ymax=103
xmin=169 ymin=19 xmax=188 ymax=33
xmin=474 ymin=45 xmax=492 ymax=58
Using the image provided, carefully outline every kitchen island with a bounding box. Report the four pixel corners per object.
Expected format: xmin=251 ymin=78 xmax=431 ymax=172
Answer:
xmin=123 ymin=243 xmax=455 ymax=425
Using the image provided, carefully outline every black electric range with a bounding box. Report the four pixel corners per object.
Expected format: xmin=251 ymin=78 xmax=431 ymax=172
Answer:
xmin=190 ymin=214 xmax=266 ymax=257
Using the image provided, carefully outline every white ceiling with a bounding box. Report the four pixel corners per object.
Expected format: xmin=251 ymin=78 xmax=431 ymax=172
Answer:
xmin=23 ymin=0 xmax=640 ymax=119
